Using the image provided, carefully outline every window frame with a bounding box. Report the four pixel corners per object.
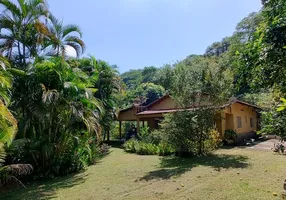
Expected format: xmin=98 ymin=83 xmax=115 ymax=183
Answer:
xmin=250 ymin=118 xmax=254 ymax=128
xmin=237 ymin=116 xmax=242 ymax=128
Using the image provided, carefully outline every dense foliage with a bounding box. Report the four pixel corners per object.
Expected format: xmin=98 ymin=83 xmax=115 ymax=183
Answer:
xmin=124 ymin=139 xmax=174 ymax=156
xmin=235 ymin=0 xmax=286 ymax=139
xmin=123 ymin=129 xmax=174 ymax=156
xmin=0 ymin=0 xmax=121 ymax=183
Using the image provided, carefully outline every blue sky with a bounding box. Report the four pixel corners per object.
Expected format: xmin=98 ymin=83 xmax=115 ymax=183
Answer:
xmin=48 ymin=0 xmax=262 ymax=73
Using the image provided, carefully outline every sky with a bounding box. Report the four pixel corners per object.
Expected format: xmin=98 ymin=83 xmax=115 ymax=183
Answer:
xmin=48 ymin=0 xmax=262 ymax=73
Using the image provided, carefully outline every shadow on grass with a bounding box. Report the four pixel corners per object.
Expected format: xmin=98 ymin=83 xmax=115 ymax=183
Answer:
xmin=140 ymin=153 xmax=249 ymax=181
xmin=1 ymin=173 xmax=87 ymax=200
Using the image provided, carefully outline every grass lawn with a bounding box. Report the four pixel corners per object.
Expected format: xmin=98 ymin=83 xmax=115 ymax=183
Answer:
xmin=2 ymin=147 xmax=286 ymax=200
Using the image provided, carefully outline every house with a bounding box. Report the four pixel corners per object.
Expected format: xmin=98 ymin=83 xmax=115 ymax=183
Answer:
xmin=117 ymin=94 xmax=260 ymax=142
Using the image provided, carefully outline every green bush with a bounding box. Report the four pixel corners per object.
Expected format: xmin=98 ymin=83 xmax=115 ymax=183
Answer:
xmin=111 ymin=123 xmax=120 ymax=139
xmin=7 ymin=135 xmax=105 ymax=178
xmin=259 ymin=109 xmax=286 ymax=141
xmin=204 ymin=129 xmax=223 ymax=150
xmin=123 ymin=138 xmax=138 ymax=153
xmin=157 ymin=142 xmax=174 ymax=156
xmin=160 ymin=109 xmax=221 ymax=156
xmin=224 ymin=129 xmax=237 ymax=145
xmin=123 ymin=138 xmax=174 ymax=156
xmin=139 ymin=126 xmax=150 ymax=139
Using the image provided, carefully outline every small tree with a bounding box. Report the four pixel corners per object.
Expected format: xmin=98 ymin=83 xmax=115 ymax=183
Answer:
xmin=160 ymin=109 xmax=220 ymax=156
xmin=160 ymin=58 xmax=231 ymax=156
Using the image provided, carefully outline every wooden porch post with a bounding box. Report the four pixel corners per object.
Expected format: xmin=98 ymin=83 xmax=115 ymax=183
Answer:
xmin=119 ymin=121 xmax=122 ymax=139
xmin=137 ymin=118 xmax=140 ymax=135
xmin=143 ymin=121 xmax=145 ymax=127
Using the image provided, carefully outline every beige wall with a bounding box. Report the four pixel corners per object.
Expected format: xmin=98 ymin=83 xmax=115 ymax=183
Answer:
xmin=149 ymin=94 xmax=212 ymax=110
xmin=223 ymin=103 xmax=258 ymax=134
xmin=118 ymin=108 xmax=137 ymax=121
xmin=150 ymin=97 xmax=177 ymax=110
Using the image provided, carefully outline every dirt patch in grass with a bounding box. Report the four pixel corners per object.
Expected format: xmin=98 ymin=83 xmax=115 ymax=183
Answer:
xmin=2 ymin=147 xmax=285 ymax=200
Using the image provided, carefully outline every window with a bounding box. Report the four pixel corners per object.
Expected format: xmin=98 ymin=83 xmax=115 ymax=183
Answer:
xmin=250 ymin=118 xmax=254 ymax=128
xmin=237 ymin=117 xmax=242 ymax=128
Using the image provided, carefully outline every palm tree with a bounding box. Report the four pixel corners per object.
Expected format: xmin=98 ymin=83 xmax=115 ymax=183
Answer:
xmin=43 ymin=14 xmax=85 ymax=58
xmin=0 ymin=0 xmax=49 ymax=66
xmin=0 ymin=56 xmax=12 ymax=104
xmin=0 ymin=56 xmax=17 ymax=163
xmin=10 ymin=57 xmax=103 ymax=174
xmin=77 ymin=57 xmax=122 ymax=141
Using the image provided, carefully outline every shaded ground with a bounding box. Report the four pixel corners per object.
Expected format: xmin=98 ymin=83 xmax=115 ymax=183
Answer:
xmin=2 ymin=146 xmax=285 ymax=200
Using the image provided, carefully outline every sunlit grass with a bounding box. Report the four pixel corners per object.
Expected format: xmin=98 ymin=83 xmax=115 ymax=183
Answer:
xmin=2 ymin=147 xmax=285 ymax=200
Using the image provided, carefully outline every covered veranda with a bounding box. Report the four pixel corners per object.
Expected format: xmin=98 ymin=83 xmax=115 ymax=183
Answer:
xmin=117 ymin=107 xmax=166 ymax=138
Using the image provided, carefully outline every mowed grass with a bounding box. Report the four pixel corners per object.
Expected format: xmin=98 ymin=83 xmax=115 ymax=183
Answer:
xmin=2 ymin=147 xmax=286 ymax=200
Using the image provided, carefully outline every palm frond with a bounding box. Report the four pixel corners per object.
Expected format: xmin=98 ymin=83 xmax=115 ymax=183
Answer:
xmin=25 ymin=0 xmax=49 ymax=22
xmin=7 ymin=67 xmax=26 ymax=76
xmin=6 ymin=163 xmax=33 ymax=176
xmin=0 ymin=56 xmax=11 ymax=70
xmin=0 ymin=143 xmax=6 ymax=166
xmin=0 ymin=13 xmax=16 ymax=30
xmin=89 ymin=55 xmax=97 ymax=71
xmin=65 ymin=41 xmax=85 ymax=57
xmin=62 ymin=24 xmax=83 ymax=38
xmin=42 ymin=88 xmax=59 ymax=104
xmin=0 ymin=100 xmax=18 ymax=146
xmin=0 ymin=0 xmax=22 ymax=18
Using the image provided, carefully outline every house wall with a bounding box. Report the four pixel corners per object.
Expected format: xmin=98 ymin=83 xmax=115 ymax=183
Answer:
xmin=231 ymin=103 xmax=258 ymax=134
xmin=220 ymin=102 xmax=258 ymax=143
xmin=118 ymin=108 xmax=137 ymax=121
xmin=149 ymin=95 xmax=211 ymax=110
xmin=150 ymin=97 xmax=177 ymax=110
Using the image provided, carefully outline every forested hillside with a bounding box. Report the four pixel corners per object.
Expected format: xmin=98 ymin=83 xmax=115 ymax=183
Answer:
xmin=120 ymin=11 xmax=263 ymax=106
xmin=120 ymin=7 xmax=280 ymax=107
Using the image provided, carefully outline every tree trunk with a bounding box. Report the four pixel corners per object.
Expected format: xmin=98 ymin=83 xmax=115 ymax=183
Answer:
xmin=103 ymin=131 xmax=106 ymax=141
xmin=107 ymin=130 xmax=110 ymax=141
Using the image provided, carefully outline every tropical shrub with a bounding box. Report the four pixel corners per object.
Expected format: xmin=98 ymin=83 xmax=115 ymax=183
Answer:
xmin=134 ymin=142 xmax=158 ymax=155
xmin=205 ymin=129 xmax=223 ymax=149
xmin=123 ymin=138 xmax=138 ymax=153
xmin=0 ymin=57 xmax=33 ymax=187
xmin=123 ymin=136 xmax=174 ymax=156
xmin=0 ymin=0 xmax=120 ymax=184
xmin=258 ymin=98 xmax=286 ymax=141
xmin=160 ymin=109 xmax=221 ymax=156
xmin=142 ymin=129 xmax=166 ymax=145
xmin=5 ymin=58 xmax=104 ymax=178
xmin=224 ymin=129 xmax=238 ymax=145
xmin=111 ymin=123 xmax=120 ymax=139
